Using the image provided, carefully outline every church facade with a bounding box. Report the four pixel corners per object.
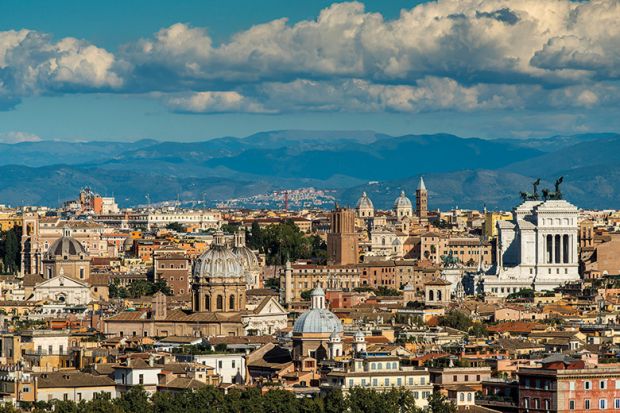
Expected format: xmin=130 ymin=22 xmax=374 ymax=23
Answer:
xmin=484 ymin=199 xmax=580 ymax=297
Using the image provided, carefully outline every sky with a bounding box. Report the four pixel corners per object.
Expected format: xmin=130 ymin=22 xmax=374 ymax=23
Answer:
xmin=1 ymin=0 xmax=619 ymax=142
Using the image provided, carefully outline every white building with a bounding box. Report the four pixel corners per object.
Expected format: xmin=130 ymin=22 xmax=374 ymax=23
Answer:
xmin=325 ymin=356 xmax=433 ymax=406
xmin=30 ymin=274 xmax=92 ymax=305
xmin=484 ymin=199 xmax=580 ymax=297
xmin=183 ymin=353 xmax=246 ymax=384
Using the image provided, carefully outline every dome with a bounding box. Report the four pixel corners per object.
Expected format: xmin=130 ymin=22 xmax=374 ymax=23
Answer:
xmin=293 ymin=286 xmax=342 ymax=334
xmin=356 ymin=192 xmax=374 ymax=209
xmin=394 ymin=190 xmax=412 ymax=209
xmin=311 ymin=285 xmax=325 ymax=297
xmin=46 ymin=235 xmax=86 ymax=258
xmin=292 ymin=308 xmax=343 ymax=334
xmin=193 ymin=245 xmax=244 ymax=279
xmin=232 ymin=245 xmax=259 ymax=269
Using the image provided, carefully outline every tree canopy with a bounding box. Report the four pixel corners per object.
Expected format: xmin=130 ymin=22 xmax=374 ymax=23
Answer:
xmin=246 ymin=220 xmax=326 ymax=265
xmin=0 ymin=226 xmax=21 ymax=274
xmin=1 ymin=386 xmax=456 ymax=413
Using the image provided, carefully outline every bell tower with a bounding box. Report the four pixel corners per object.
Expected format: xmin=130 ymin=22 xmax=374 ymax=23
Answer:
xmin=416 ymin=177 xmax=428 ymax=223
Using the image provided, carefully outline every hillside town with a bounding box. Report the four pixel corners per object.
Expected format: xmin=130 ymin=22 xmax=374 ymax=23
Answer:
xmin=1 ymin=178 xmax=620 ymax=413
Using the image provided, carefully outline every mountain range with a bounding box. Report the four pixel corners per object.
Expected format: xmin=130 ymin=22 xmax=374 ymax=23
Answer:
xmin=0 ymin=130 xmax=618 ymax=210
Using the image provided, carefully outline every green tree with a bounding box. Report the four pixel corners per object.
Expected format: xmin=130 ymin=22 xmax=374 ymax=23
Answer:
xmin=425 ymin=392 xmax=456 ymax=413
xmin=0 ymin=227 xmax=21 ymax=274
xmin=437 ymin=309 xmax=473 ymax=331
xmin=165 ymin=222 xmax=186 ymax=232
xmin=246 ymin=222 xmax=263 ymax=250
xmin=507 ymin=288 xmax=534 ymax=300
xmin=114 ymin=386 xmax=150 ymax=413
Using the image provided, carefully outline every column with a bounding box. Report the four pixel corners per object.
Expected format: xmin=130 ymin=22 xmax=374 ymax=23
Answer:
xmin=559 ymin=234 xmax=564 ymax=265
xmin=550 ymin=235 xmax=555 ymax=264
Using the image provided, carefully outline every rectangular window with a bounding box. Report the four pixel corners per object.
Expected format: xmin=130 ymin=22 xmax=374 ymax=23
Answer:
xmin=139 ymin=374 xmax=144 ymax=385
xmin=585 ymin=400 xmax=591 ymax=409
xmin=348 ymin=379 xmax=354 ymax=388
xmin=534 ymin=398 xmax=540 ymax=409
xmin=569 ymin=381 xmax=575 ymax=391
xmin=585 ymin=381 xmax=592 ymax=390
xmin=420 ymin=377 xmax=425 ymax=385
xmin=600 ymin=399 xmax=607 ymax=410
xmin=218 ymin=361 xmax=223 ymax=369
xmin=600 ymin=380 xmax=607 ymax=389
xmin=615 ymin=399 xmax=620 ymax=409
xmin=569 ymin=400 xmax=575 ymax=410
xmin=372 ymin=378 xmax=377 ymax=386
xmin=232 ymin=361 xmax=236 ymax=369
xmin=409 ymin=377 xmax=414 ymax=385
xmin=397 ymin=378 xmax=402 ymax=386
xmin=385 ymin=378 xmax=389 ymax=386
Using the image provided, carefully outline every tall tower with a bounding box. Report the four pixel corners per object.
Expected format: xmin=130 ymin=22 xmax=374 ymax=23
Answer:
xmin=416 ymin=177 xmax=428 ymax=223
xmin=284 ymin=260 xmax=293 ymax=308
xmin=327 ymin=207 xmax=358 ymax=265
xmin=21 ymin=212 xmax=40 ymax=276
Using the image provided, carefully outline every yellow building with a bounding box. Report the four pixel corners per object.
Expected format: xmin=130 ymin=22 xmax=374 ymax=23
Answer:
xmin=0 ymin=211 xmax=22 ymax=232
xmin=484 ymin=211 xmax=512 ymax=240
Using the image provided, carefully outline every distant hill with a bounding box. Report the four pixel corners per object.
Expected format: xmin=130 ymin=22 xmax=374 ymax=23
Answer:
xmin=0 ymin=130 xmax=618 ymax=209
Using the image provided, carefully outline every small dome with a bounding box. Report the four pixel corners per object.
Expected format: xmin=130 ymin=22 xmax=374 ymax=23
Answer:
xmin=394 ymin=191 xmax=412 ymax=209
xmin=354 ymin=330 xmax=365 ymax=339
xmin=193 ymin=245 xmax=244 ymax=279
xmin=232 ymin=245 xmax=259 ymax=269
xmin=356 ymin=192 xmax=374 ymax=209
xmin=46 ymin=235 xmax=86 ymax=258
xmin=292 ymin=308 xmax=343 ymax=334
xmin=311 ymin=285 xmax=325 ymax=297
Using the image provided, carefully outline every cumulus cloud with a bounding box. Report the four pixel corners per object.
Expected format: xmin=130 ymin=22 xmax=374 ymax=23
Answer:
xmin=0 ymin=29 xmax=123 ymax=108
xmin=0 ymin=131 xmax=42 ymax=143
xmin=164 ymin=91 xmax=272 ymax=113
xmin=1 ymin=0 xmax=620 ymax=116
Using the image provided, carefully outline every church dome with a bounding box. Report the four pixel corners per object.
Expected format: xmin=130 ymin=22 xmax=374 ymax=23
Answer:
xmin=394 ymin=191 xmax=412 ymax=209
xmin=46 ymin=234 xmax=86 ymax=258
xmin=193 ymin=232 xmax=244 ymax=279
xmin=293 ymin=286 xmax=343 ymax=334
xmin=356 ymin=192 xmax=374 ymax=209
xmin=232 ymin=246 xmax=259 ymax=269
xmin=292 ymin=309 xmax=343 ymax=334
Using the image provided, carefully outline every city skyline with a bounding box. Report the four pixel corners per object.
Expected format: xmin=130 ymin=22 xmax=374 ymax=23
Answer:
xmin=2 ymin=0 xmax=620 ymax=142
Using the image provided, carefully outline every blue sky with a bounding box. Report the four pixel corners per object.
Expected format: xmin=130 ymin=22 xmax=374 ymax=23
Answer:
xmin=1 ymin=0 xmax=619 ymax=142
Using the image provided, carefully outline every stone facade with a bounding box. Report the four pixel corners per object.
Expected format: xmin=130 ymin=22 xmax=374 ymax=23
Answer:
xmin=484 ymin=199 xmax=580 ymax=297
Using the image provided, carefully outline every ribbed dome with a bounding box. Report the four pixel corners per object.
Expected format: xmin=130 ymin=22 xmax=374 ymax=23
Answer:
xmin=193 ymin=245 xmax=244 ymax=279
xmin=394 ymin=190 xmax=412 ymax=209
xmin=232 ymin=246 xmax=259 ymax=269
xmin=293 ymin=308 xmax=343 ymax=334
xmin=293 ymin=285 xmax=342 ymax=334
xmin=356 ymin=192 xmax=374 ymax=209
xmin=46 ymin=236 xmax=86 ymax=258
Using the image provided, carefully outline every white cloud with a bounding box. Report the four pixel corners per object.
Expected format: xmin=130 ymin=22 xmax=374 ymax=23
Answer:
xmin=0 ymin=131 xmax=42 ymax=143
xmin=164 ymin=91 xmax=272 ymax=113
xmin=2 ymin=0 xmax=620 ymax=116
xmin=0 ymin=29 xmax=123 ymax=108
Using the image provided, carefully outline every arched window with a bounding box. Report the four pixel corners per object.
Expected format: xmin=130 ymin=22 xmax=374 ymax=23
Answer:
xmin=217 ymin=295 xmax=224 ymax=310
xmin=229 ymin=294 xmax=235 ymax=310
xmin=460 ymin=393 xmax=465 ymax=402
xmin=429 ymin=290 xmax=434 ymax=301
xmin=437 ymin=290 xmax=442 ymax=301
xmin=205 ymin=295 xmax=210 ymax=311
